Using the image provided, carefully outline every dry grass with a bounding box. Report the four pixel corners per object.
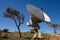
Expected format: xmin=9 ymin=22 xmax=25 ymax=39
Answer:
xmin=0 ymin=32 xmax=60 ymax=40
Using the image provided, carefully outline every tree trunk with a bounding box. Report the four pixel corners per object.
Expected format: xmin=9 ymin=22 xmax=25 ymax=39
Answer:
xmin=0 ymin=32 xmax=1 ymax=36
xmin=17 ymin=25 xmax=21 ymax=38
xmin=54 ymin=27 xmax=56 ymax=33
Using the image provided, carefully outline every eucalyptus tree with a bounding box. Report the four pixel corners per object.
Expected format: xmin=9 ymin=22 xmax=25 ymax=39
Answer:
xmin=3 ymin=7 xmax=24 ymax=37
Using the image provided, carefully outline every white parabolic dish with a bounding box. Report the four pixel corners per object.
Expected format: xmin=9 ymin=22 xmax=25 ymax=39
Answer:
xmin=26 ymin=4 xmax=51 ymax=22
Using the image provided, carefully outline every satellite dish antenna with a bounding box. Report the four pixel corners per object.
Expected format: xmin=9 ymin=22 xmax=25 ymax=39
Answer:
xmin=26 ymin=4 xmax=51 ymax=23
xmin=47 ymin=23 xmax=60 ymax=34
xmin=26 ymin=4 xmax=51 ymax=39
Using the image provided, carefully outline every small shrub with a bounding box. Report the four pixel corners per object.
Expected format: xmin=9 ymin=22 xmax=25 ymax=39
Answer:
xmin=3 ymin=36 xmax=9 ymax=39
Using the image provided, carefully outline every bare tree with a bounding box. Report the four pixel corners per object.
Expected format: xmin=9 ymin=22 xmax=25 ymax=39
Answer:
xmin=3 ymin=7 xmax=24 ymax=37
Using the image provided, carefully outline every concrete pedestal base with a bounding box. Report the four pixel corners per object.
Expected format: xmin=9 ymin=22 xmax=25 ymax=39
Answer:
xmin=30 ymin=33 xmax=43 ymax=40
xmin=32 ymin=33 xmax=42 ymax=38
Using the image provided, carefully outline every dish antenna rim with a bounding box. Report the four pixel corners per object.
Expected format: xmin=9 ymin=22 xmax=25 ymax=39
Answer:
xmin=26 ymin=4 xmax=51 ymax=23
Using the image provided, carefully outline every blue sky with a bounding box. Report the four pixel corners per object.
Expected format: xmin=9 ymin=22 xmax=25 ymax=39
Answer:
xmin=0 ymin=0 xmax=60 ymax=33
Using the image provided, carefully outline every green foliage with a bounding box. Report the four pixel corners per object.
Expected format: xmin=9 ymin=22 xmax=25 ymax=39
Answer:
xmin=3 ymin=36 xmax=9 ymax=39
xmin=0 ymin=36 xmax=4 ymax=40
xmin=0 ymin=36 xmax=9 ymax=40
xmin=9 ymin=36 xmax=31 ymax=40
xmin=6 ymin=7 xmax=11 ymax=13
xmin=2 ymin=29 xmax=9 ymax=32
